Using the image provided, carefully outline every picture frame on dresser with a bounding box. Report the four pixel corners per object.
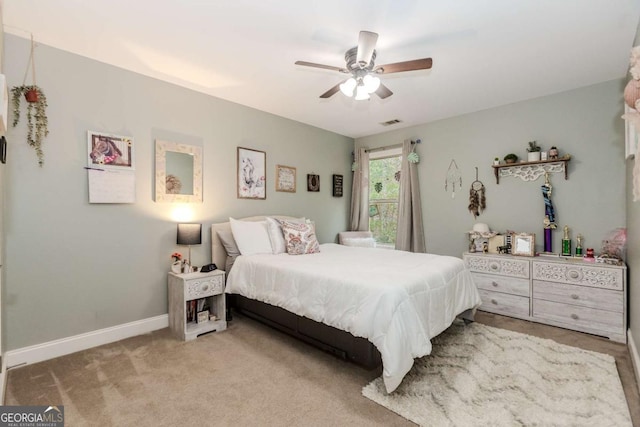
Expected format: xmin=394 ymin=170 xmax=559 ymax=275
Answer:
xmin=511 ymin=233 xmax=535 ymax=256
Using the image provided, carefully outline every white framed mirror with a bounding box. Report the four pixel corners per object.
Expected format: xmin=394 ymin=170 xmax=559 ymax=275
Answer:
xmin=155 ymin=139 xmax=203 ymax=202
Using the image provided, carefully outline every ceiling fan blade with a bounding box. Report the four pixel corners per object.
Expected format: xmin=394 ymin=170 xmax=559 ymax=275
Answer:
xmin=375 ymin=58 xmax=433 ymax=74
xmin=295 ymin=61 xmax=348 ymax=73
xmin=319 ymin=81 xmax=344 ymax=99
xmin=375 ymin=83 xmax=393 ymax=99
xmin=356 ymin=31 xmax=378 ymax=67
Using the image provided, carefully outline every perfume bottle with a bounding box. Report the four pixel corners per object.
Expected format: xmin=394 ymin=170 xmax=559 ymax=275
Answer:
xmin=562 ymin=225 xmax=571 ymax=256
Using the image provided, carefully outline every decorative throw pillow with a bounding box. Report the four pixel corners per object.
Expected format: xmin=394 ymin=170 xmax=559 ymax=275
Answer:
xmin=266 ymin=216 xmax=306 ymax=254
xmin=280 ymin=220 xmax=320 ymax=255
xmin=342 ymin=237 xmax=377 ymax=248
xmin=216 ymin=229 xmax=241 ymax=272
xmin=229 ymin=218 xmax=273 ymax=255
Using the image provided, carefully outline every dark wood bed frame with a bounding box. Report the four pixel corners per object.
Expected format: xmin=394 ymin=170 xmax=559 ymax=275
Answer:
xmin=229 ymin=294 xmax=383 ymax=369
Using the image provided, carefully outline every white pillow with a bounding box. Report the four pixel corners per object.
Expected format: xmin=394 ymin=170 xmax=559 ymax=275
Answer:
xmin=265 ymin=217 xmax=306 ymax=254
xmin=229 ymin=218 xmax=273 ymax=255
xmin=342 ymin=237 xmax=377 ymax=248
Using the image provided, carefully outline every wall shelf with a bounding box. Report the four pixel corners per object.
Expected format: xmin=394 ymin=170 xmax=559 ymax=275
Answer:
xmin=492 ymin=158 xmax=570 ymax=184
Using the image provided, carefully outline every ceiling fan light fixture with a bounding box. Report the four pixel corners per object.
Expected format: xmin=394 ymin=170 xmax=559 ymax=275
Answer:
xmin=355 ymin=84 xmax=370 ymax=100
xmin=362 ymin=74 xmax=380 ymax=93
xmin=339 ymin=78 xmax=357 ymax=97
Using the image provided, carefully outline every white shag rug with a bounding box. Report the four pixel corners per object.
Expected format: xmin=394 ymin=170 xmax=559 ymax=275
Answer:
xmin=363 ymin=321 xmax=632 ymax=427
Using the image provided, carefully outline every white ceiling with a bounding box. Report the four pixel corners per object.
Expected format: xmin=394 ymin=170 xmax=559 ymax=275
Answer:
xmin=3 ymin=1 xmax=640 ymax=138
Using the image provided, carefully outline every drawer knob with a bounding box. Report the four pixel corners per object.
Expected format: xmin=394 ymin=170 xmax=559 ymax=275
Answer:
xmin=491 ymin=299 xmax=498 ymax=305
xmin=492 ymin=281 xmax=499 ymax=287
xmin=571 ymin=294 xmax=579 ymax=300
xmin=571 ymin=313 xmax=579 ymax=320
xmin=201 ymin=284 xmax=209 ymax=292
xmin=569 ymin=271 xmax=579 ymax=279
xmin=490 ymin=263 xmax=498 ymax=270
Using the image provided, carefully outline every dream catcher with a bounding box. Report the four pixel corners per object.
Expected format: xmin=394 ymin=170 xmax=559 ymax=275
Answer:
xmin=445 ymin=159 xmax=462 ymax=198
xmin=468 ymin=167 xmax=486 ymax=218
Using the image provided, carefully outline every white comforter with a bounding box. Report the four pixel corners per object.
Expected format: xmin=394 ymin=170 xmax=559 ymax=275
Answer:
xmin=226 ymin=243 xmax=481 ymax=393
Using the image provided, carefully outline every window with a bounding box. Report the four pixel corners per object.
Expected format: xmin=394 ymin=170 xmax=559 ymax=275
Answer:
xmin=368 ymin=148 xmax=402 ymax=248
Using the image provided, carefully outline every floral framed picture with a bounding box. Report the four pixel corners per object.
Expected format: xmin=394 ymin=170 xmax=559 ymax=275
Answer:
xmin=87 ymin=131 xmax=135 ymax=170
xmin=237 ymin=147 xmax=266 ymax=199
xmin=276 ymin=165 xmax=296 ymax=192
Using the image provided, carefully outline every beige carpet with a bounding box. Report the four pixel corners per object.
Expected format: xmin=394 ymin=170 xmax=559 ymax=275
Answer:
xmin=363 ymin=320 xmax=632 ymax=427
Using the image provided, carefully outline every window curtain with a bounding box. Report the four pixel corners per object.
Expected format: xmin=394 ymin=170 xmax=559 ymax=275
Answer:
xmin=349 ymin=147 xmax=370 ymax=231
xmin=395 ymin=140 xmax=426 ymax=252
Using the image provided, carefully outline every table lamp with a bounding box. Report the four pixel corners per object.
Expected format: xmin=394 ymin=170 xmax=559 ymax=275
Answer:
xmin=177 ymin=223 xmax=202 ymax=266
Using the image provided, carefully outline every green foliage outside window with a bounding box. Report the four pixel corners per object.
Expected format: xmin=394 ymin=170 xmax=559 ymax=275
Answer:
xmin=369 ymin=156 xmax=401 ymax=245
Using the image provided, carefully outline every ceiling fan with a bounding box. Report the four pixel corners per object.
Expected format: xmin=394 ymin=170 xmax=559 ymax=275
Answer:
xmin=295 ymin=30 xmax=433 ymax=100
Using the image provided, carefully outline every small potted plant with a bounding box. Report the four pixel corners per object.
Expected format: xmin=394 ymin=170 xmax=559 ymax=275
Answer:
xmin=504 ymin=153 xmax=518 ymax=164
xmin=171 ymin=252 xmax=183 ymax=274
xmin=493 ymin=157 xmax=500 ymax=165
xmin=12 ymin=85 xmax=49 ymax=167
xmin=527 ymin=141 xmax=541 ymax=162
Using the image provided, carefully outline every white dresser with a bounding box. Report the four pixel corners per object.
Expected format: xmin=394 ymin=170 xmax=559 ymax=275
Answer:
xmin=463 ymin=253 xmax=627 ymax=343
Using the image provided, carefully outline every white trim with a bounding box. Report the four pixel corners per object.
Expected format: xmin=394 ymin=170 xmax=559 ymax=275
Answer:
xmin=5 ymin=314 xmax=168 ymax=369
xmin=629 ymin=328 xmax=640 ymax=396
xmin=0 ymin=355 xmax=6 ymax=404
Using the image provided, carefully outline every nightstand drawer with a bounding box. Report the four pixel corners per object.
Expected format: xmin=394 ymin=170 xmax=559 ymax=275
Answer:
xmin=478 ymin=289 xmax=529 ymax=317
xmin=186 ymin=275 xmax=224 ymax=299
xmin=533 ymin=299 xmax=623 ymax=334
xmin=533 ymin=280 xmax=623 ymax=313
xmin=472 ymin=273 xmax=529 ymax=297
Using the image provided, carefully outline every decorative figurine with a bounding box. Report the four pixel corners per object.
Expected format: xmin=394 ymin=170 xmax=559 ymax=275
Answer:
xmin=575 ymin=234 xmax=583 ymax=256
xmin=549 ymin=146 xmax=559 ymax=160
xmin=482 ymin=242 xmax=488 ymax=253
xmin=562 ymin=225 xmax=571 ymax=256
xmin=541 ymin=173 xmax=557 ymax=253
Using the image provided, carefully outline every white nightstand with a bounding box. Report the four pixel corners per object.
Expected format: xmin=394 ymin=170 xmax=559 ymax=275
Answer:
xmin=168 ymin=269 xmax=227 ymax=340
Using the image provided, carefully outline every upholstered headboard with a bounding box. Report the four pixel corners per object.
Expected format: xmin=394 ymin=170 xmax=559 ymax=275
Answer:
xmin=210 ymin=215 xmax=300 ymax=272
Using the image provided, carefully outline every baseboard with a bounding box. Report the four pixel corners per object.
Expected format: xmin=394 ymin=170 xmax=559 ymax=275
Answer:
xmin=5 ymin=314 xmax=168 ymax=369
xmin=0 ymin=355 xmax=6 ymax=404
xmin=628 ymin=328 xmax=640 ymax=396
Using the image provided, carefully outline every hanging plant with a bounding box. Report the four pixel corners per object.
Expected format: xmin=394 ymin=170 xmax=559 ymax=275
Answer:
xmin=12 ymin=85 xmax=49 ymax=166
xmin=12 ymin=34 xmax=49 ymax=167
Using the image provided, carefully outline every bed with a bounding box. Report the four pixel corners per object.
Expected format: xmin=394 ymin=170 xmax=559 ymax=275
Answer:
xmin=211 ymin=216 xmax=481 ymax=393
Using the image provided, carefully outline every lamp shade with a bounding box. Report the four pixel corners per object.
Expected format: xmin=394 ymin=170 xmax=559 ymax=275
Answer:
xmin=177 ymin=223 xmax=202 ymax=246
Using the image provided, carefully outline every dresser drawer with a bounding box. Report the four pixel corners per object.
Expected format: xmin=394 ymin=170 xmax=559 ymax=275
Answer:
xmin=532 ymin=261 xmax=623 ymax=291
xmin=186 ymin=275 xmax=224 ymax=300
xmin=478 ymin=289 xmax=529 ymax=317
xmin=533 ymin=280 xmax=623 ymax=313
xmin=465 ymin=255 xmax=529 ymax=279
xmin=472 ymin=273 xmax=529 ymax=297
xmin=533 ymin=299 xmax=623 ymax=335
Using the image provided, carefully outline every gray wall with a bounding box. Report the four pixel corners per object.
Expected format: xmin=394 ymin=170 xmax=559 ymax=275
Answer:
xmin=627 ymin=28 xmax=640 ymax=353
xmin=3 ymin=34 xmax=353 ymax=350
xmin=357 ymin=79 xmax=627 ymax=259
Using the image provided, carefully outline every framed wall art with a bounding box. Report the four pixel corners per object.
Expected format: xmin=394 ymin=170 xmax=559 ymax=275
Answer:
xmin=87 ymin=131 xmax=135 ymax=170
xmin=511 ymin=232 xmax=535 ymax=256
xmin=237 ymin=147 xmax=266 ymax=199
xmin=307 ymin=174 xmax=320 ymax=192
xmin=275 ymin=164 xmax=296 ymax=192
xmin=332 ymin=174 xmax=343 ymax=197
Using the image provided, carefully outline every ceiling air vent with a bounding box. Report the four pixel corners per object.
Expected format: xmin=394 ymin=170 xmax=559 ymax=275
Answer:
xmin=380 ymin=119 xmax=402 ymax=126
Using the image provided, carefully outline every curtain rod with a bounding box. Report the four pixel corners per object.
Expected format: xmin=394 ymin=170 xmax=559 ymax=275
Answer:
xmin=365 ymin=143 xmax=402 ymax=153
